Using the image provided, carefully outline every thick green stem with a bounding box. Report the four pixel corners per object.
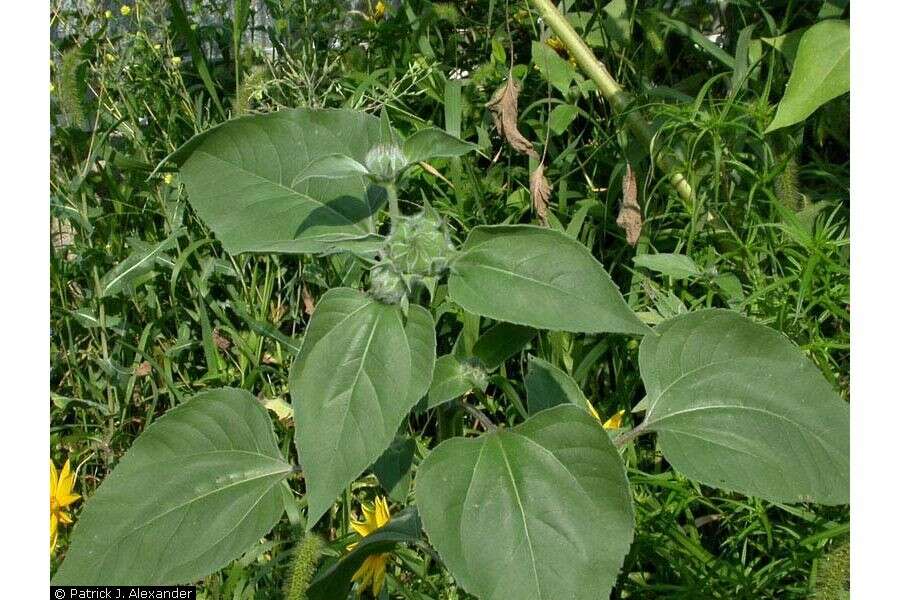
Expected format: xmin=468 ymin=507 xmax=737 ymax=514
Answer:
xmin=528 ymin=0 xmax=693 ymax=201
xmin=384 ymin=181 xmax=400 ymax=226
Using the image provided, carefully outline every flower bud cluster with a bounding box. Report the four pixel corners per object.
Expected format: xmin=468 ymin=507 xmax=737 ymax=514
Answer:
xmin=368 ymin=211 xmax=455 ymax=304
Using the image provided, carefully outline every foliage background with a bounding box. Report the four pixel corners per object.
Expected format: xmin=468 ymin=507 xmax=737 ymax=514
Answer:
xmin=50 ymin=0 xmax=849 ymax=597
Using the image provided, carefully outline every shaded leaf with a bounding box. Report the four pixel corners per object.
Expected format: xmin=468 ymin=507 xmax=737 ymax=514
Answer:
xmin=471 ymin=322 xmax=538 ymax=371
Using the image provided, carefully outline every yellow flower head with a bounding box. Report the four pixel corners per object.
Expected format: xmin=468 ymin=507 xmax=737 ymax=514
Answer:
xmin=171 ymin=56 xmax=182 ymax=66
xmin=120 ymin=5 xmax=131 ymax=16
xmin=545 ymin=36 xmax=578 ymax=67
xmin=104 ymin=9 xmax=112 ymax=19
xmin=50 ymin=459 xmax=80 ymax=554
xmin=348 ymin=496 xmax=391 ymax=596
xmin=163 ymin=173 xmax=174 ymax=185
xmin=588 ymin=406 xmax=626 ymax=430
xmin=372 ymin=1 xmax=386 ymax=21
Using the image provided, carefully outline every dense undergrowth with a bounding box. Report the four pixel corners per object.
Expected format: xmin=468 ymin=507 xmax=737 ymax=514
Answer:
xmin=50 ymin=1 xmax=849 ymax=598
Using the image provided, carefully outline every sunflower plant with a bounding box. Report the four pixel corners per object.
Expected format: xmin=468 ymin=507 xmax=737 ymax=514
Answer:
xmin=50 ymin=103 xmax=850 ymax=598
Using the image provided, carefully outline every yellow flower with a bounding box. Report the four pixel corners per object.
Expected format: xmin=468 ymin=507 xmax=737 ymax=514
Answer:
xmin=49 ymin=82 xmax=55 ymax=93
xmin=348 ymin=496 xmax=392 ymax=596
xmin=120 ymin=5 xmax=131 ymax=16
xmin=372 ymin=0 xmax=386 ymax=21
xmin=105 ymin=53 xmax=116 ymax=63
xmin=163 ymin=173 xmax=174 ymax=185
xmin=588 ymin=405 xmax=626 ymax=430
xmin=104 ymin=9 xmax=112 ymax=19
xmin=545 ymin=36 xmax=578 ymax=67
xmin=171 ymin=56 xmax=182 ymax=66
xmin=50 ymin=459 xmax=80 ymax=554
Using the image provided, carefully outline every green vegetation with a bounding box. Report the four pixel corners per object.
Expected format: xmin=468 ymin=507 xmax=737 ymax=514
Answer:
xmin=50 ymin=1 xmax=850 ymax=598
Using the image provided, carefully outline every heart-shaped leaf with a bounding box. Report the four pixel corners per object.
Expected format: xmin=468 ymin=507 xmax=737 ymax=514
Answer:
xmin=448 ymin=225 xmax=649 ymax=335
xmin=417 ymin=405 xmax=634 ymax=600
xmin=168 ymin=109 xmax=387 ymax=255
xmin=53 ymin=388 xmax=292 ymax=585
xmin=290 ymin=289 xmax=413 ymax=526
xmin=640 ymin=309 xmax=849 ymax=505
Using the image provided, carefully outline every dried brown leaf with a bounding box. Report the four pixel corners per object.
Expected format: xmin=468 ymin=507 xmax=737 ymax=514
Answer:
xmin=487 ymin=78 xmax=538 ymax=159
xmin=302 ymin=285 xmax=316 ymax=316
xmin=134 ymin=361 xmax=151 ymax=377
xmin=616 ymin=164 xmax=642 ymax=246
xmin=212 ymin=327 xmax=231 ymax=351
xmin=529 ymin=162 xmax=552 ymax=226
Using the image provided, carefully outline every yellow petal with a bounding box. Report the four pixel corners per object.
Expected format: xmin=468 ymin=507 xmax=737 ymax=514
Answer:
xmin=371 ymin=554 xmax=388 ymax=596
xmin=374 ymin=496 xmax=391 ymax=528
xmin=586 ymin=403 xmax=602 ymax=422
xmin=602 ymin=409 xmax=625 ymax=430
xmin=50 ymin=459 xmax=59 ymax=491
xmin=350 ymin=518 xmax=374 ymax=539
xmin=56 ymin=491 xmax=81 ymax=508
xmin=57 ymin=510 xmax=73 ymax=525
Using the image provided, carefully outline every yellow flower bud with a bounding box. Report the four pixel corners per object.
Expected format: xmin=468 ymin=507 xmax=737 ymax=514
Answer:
xmin=120 ymin=5 xmax=131 ymax=16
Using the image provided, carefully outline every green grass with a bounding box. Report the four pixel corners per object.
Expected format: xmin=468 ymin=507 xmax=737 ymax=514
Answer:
xmin=50 ymin=1 xmax=849 ymax=597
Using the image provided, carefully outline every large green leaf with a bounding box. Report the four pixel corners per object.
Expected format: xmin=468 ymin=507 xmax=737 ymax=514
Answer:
xmin=524 ymin=355 xmax=594 ymax=416
xmin=639 ymin=309 xmax=849 ymax=505
xmin=290 ymin=290 xmax=413 ymax=526
xmin=169 ymin=109 xmax=387 ymax=254
xmin=765 ymin=20 xmax=849 ymax=132
xmin=307 ymin=507 xmax=422 ymax=600
xmin=417 ymin=405 xmax=634 ymax=600
xmin=448 ymin=226 xmax=649 ymax=335
xmin=53 ymin=388 xmax=292 ymax=585
xmin=404 ymin=304 xmax=437 ymax=405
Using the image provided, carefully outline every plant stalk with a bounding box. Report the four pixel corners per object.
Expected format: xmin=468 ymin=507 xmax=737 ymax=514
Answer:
xmin=528 ymin=0 xmax=693 ymax=201
xmin=459 ymin=400 xmax=498 ymax=432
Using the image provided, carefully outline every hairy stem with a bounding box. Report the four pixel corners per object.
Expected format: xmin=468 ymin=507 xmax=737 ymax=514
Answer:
xmin=613 ymin=421 xmax=648 ymax=448
xmin=459 ymin=400 xmax=498 ymax=432
xmin=384 ymin=181 xmax=400 ymax=226
xmin=528 ymin=0 xmax=693 ymax=201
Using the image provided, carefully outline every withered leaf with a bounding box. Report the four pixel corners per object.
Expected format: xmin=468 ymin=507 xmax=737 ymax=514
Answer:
xmin=134 ymin=361 xmax=152 ymax=377
xmin=487 ymin=78 xmax=538 ymax=159
xmin=529 ymin=162 xmax=552 ymax=226
xmin=212 ymin=327 xmax=231 ymax=351
xmin=616 ymin=164 xmax=642 ymax=246
xmin=301 ymin=285 xmax=316 ymax=316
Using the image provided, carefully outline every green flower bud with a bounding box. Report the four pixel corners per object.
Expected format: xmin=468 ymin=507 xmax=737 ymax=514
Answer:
xmin=368 ymin=263 xmax=408 ymax=305
xmin=461 ymin=358 xmax=489 ymax=391
xmin=386 ymin=211 xmax=455 ymax=278
xmin=364 ymin=143 xmax=408 ymax=182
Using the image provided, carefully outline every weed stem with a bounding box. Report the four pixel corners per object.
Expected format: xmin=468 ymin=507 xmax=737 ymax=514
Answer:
xmin=528 ymin=0 xmax=693 ymax=201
